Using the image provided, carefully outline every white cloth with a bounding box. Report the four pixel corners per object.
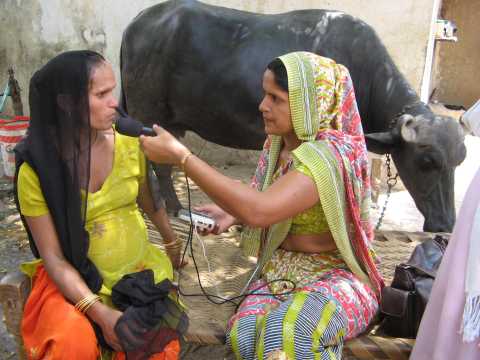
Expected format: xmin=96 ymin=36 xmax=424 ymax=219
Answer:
xmin=410 ymin=168 xmax=480 ymax=360
xmin=462 ymin=203 xmax=480 ymax=342
xmin=462 ymin=99 xmax=480 ymax=136
xmin=466 ymin=205 xmax=480 ymax=297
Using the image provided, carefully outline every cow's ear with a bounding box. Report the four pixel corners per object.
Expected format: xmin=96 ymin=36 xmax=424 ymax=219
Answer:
xmin=365 ymin=132 xmax=397 ymax=154
xmin=399 ymin=115 xmax=418 ymax=143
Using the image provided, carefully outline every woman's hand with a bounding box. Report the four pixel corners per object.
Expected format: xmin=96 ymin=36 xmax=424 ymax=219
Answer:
xmin=87 ymin=302 xmax=123 ymax=352
xmin=140 ymin=125 xmax=190 ymax=165
xmin=194 ymin=203 xmax=238 ymax=235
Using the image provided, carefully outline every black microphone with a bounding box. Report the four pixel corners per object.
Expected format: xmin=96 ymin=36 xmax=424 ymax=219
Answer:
xmin=115 ymin=107 xmax=156 ymax=137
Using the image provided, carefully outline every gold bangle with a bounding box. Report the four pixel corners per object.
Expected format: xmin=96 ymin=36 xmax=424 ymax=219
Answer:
xmin=164 ymin=241 xmax=183 ymax=254
xmin=74 ymin=294 xmax=96 ymax=311
xmin=82 ymin=296 xmax=101 ymax=314
xmin=163 ymin=239 xmax=180 ymax=248
xmin=79 ymin=296 xmax=101 ymax=314
xmin=75 ymin=294 xmax=101 ymax=314
xmin=180 ymin=151 xmax=193 ymax=172
xmin=75 ymin=295 xmax=97 ymax=313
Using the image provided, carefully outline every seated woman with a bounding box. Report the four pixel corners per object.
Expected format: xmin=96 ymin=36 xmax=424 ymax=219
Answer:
xmin=140 ymin=51 xmax=384 ymax=359
xmin=15 ymin=50 xmax=186 ymax=360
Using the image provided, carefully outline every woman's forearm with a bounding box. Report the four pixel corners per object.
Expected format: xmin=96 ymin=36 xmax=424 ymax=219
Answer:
xmin=137 ymin=181 xmax=177 ymax=243
xmin=140 ymin=126 xmax=318 ymax=227
xmin=180 ymin=154 xmax=319 ymax=228
xmin=182 ymin=154 xmax=263 ymax=226
xmin=41 ymin=251 xmax=115 ymax=327
xmin=139 ymin=129 xmax=263 ymax=224
xmin=42 ymin=257 xmax=94 ymax=304
xmin=140 ymin=127 xmax=314 ymax=227
xmin=25 ymin=215 xmax=104 ymax=320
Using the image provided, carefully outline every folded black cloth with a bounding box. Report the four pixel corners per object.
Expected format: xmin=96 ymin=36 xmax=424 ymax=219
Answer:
xmin=111 ymin=270 xmax=189 ymax=359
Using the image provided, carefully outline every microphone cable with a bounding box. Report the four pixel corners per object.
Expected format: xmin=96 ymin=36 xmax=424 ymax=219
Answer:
xmin=174 ymin=171 xmax=298 ymax=309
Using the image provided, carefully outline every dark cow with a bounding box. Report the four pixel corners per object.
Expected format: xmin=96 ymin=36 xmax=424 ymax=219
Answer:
xmin=120 ymin=0 xmax=466 ymax=232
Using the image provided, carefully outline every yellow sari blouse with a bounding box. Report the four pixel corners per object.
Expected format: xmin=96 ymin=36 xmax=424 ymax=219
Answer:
xmin=17 ymin=131 xmax=173 ymax=302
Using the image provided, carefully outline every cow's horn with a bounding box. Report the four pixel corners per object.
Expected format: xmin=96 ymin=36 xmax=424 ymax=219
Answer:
xmin=399 ymin=114 xmax=417 ymax=143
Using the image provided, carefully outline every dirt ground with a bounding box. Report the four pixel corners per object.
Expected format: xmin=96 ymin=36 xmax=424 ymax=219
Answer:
xmin=1 ymin=104 xmax=478 ymax=359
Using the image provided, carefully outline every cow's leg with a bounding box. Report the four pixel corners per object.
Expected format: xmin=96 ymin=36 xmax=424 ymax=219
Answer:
xmin=151 ymin=162 xmax=182 ymax=215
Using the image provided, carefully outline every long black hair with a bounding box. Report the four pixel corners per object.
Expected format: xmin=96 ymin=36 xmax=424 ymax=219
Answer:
xmin=15 ymin=50 xmax=106 ymax=292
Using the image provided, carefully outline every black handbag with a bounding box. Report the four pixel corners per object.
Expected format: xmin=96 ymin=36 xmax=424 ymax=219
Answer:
xmin=379 ymin=234 xmax=449 ymax=338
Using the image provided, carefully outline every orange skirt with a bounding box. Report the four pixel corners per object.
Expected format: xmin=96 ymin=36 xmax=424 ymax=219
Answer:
xmin=22 ymin=265 xmax=179 ymax=360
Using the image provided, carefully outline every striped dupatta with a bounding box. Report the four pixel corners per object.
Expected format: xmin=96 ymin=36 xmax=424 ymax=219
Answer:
xmin=241 ymin=52 xmax=384 ymax=296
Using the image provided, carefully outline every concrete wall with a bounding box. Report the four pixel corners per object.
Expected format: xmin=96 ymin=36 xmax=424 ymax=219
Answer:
xmin=431 ymin=0 xmax=480 ymax=108
xmin=0 ymin=0 xmax=435 ymax=115
xmin=0 ymin=0 xmax=160 ymax=114
xmin=208 ymin=0 xmax=436 ymax=99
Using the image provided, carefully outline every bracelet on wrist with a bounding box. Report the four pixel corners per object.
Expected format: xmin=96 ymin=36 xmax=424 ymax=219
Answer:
xmin=163 ymin=239 xmax=179 ymax=248
xmin=163 ymin=239 xmax=183 ymax=252
xmin=180 ymin=151 xmax=193 ymax=172
xmin=75 ymin=294 xmax=102 ymax=314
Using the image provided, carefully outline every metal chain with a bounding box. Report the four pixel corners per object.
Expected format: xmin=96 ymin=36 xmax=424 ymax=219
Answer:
xmin=375 ymin=153 xmax=399 ymax=230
